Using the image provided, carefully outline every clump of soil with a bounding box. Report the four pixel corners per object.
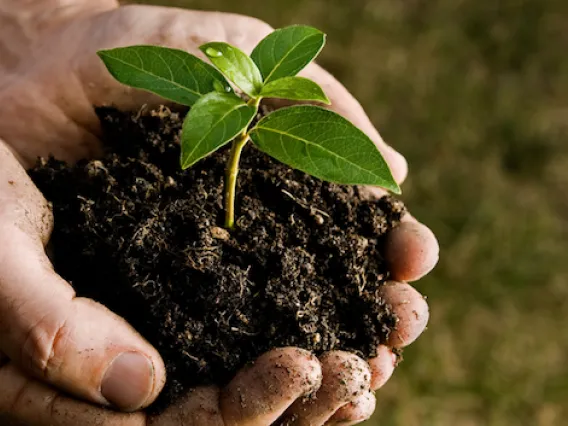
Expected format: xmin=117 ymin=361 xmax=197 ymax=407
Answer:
xmin=29 ymin=107 xmax=406 ymax=408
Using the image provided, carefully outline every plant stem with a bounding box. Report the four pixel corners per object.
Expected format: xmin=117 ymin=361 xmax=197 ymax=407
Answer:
xmin=247 ymin=96 xmax=262 ymax=108
xmin=224 ymin=132 xmax=250 ymax=229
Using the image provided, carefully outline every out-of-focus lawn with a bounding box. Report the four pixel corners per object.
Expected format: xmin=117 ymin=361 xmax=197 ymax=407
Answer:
xmin=133 ymin=1 xmax=568 ymax=425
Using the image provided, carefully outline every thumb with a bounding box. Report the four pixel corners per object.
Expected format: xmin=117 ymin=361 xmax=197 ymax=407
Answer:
xmin=0 ymin=224 xmax=166 ymax=411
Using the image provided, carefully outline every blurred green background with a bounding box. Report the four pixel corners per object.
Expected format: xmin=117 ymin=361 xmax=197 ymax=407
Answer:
xmin=137 ymin=1 xmax=568 ymax=425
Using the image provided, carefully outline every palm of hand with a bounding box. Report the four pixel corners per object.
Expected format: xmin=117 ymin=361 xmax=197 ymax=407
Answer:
xmin=0 ymin=2 xmax=437 ymax=425
xmin=0 ymin=3 xmax=274 ymax=166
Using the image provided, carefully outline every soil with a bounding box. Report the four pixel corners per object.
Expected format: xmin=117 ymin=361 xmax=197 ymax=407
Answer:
xmin=29 ymin=106 xmax=406 ymax=410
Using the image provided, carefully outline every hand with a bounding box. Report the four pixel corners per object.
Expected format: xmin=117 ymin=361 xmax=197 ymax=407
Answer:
xmin=0 ymin=1 xmax=439 ymax=425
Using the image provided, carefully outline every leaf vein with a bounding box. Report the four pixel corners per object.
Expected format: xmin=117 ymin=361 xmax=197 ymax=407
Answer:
xmin=255 ymin=126 xmax=382 ymax=175
xmin=264 ymin=33 xmax=321 ymax=83
xmin=104 ymin=54 xmax=201 ymax=97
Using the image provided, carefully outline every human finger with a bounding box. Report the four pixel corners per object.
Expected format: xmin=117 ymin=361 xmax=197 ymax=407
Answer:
xmin=0 ymin=225 xmax=166 ymax=411
xmin=325 ymin=391 xmax=376 ymax=426
xmin=384 ymin=220 xmax=439 ymax=282
xmin=0 ymin=363 xmax=146 ymax=426
xmin=147 ymin=386 xmax=224 ymax=426
xmin=378 ymin=281 xmax=429 ymax=348
xmin=368 ymin=345 xmax=397 ymax=390
xmin=280 ymin=351 xmax=371 ymax=426
xmin=220 ymin=347 xmax=322 ymax=426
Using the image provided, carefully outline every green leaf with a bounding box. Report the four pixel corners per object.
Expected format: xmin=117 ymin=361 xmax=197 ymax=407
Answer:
xmin=181 ymin=92 xmax=256 ymax=169
xmin=97 ymin=46 xmax=231 ymax=106
xmin=200 ymin=42 xmax=264 ymax=97
xmin=251 ymin=25 xmax=326 ymax=84
xmin=249 ymin=106 xmax=400 ymax=192
xmin=260 ymin=77 xmax=330 ymax=104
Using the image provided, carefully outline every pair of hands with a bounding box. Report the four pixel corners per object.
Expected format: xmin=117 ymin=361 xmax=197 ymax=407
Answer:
xmin=0 ymin=1 xmax=439 ymax=425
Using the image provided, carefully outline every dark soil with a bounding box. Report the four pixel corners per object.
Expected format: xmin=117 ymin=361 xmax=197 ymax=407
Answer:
xmin=29 ymin=107 xmax=406 ymax=409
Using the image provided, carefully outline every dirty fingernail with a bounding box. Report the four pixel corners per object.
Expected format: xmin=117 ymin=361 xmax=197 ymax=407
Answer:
xmin=101 ymin=352 xmax=154 ymax=411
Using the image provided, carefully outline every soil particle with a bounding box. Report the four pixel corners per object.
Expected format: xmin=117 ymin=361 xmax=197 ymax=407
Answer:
xmin=29 ymin=107 xmax=406 ymax=410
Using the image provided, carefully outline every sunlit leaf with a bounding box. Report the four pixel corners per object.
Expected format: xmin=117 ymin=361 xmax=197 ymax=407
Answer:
xmin=200 ymin=42 xmax=264 ymax=97
xmin=250 ymin=106 xmax=400 ymax=192
xmin=181 ymin=92 xmax=256 ymax=168
xmin=251 ymin=26 xmax=326 ymax=84
xmin=260 ymin=77 xmax=330 ymax=104
xmin=97 ymin=46 xmax=230 ymax=106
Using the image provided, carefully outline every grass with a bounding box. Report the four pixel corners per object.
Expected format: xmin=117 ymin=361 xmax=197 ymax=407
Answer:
xmin=134 ymin=1 xmax=568 ymax=424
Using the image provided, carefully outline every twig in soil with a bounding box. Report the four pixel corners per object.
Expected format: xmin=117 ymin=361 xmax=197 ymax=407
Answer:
xmin=230 ymin=327 xmax=259 ymax=336
xmin=134 ymin=104 xmax=148 ymax=121
xmin=181 ymin=350 xmax=207 ymax=369
xmin=281 ymin=189 xmax=330 ymax=220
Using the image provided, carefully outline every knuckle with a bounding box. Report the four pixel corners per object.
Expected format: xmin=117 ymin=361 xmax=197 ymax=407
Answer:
xmin=0 ymin=364 xmax=46 ymax=416
xmin=7 ymin=378 xmax=32 ymax=414
xmin=0 ymin=364 xmax=60 ymax=423
xmin=21 ymin=309 xmax=73 ymax=379
xmin=330 ymin=391 xmax=376 ymax=424
xmin=152 ymin=387 xmax=224 ymax=426
xmin=45 ymin=392 xmax=66 ymax=420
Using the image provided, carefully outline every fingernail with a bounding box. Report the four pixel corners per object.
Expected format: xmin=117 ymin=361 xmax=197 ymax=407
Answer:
xmin=101 ymin=352 xmax=154 ymax=411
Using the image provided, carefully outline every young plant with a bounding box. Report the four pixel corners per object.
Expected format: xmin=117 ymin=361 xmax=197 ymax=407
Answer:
xmin=98 ymin=25 xmax=400 ymax=229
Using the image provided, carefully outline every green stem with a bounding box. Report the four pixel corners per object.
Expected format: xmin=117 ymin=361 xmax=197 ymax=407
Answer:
xmin=247 ymin=96 xmax=262 ymax=108
xmin=224 ymin=132 xmax=250 ymax=229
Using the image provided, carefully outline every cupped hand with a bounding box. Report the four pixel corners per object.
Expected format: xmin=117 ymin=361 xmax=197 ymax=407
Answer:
xmin=0 ymin=1 xmax=439 ymax=425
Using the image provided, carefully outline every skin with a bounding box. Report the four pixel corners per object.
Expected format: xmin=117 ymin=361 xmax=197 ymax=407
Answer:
xmin=0 ymin=1 xmax=440 ymax=425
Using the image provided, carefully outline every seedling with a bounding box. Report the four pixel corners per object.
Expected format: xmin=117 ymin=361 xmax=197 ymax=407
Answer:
xmin=98 ymin=26 xmax=400 ymax=229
